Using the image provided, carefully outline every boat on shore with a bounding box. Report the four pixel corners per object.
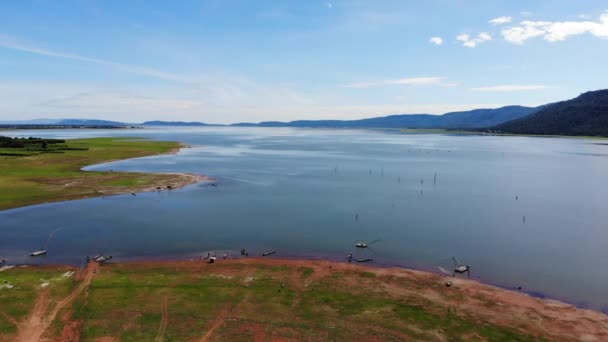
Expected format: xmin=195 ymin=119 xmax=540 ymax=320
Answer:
xmin=88 ymin=253 xmax=112 ymax=263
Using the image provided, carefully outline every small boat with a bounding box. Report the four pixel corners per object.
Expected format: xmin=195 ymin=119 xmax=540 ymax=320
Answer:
xmin=355 ymin=242 xmax=367 ymax=248
xmin=262 ymin=251 xmax=276 ymax=257
xmin=454 ymin=265 xmax=470 ymax=274
xmin=30 ymin=249 xmax=47 ymax=256
xmin=356 ymin=258 xmax=373 ymax=263
xmin=96 ymin=255 xmax=112 ymax=263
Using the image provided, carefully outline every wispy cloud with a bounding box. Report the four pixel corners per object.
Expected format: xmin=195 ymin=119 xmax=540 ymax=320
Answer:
xmin=0 ymin=33 xmax=196 ymax=84
xmin=325 ymin=2 xmax=333 ymax=9
xmin=470 ymin=85 xmax=551 ymax=92
xmin=429 ymin=36 xmax=443 ymax=45
xmin=489 ymin=16 xmax=512 ymax=25
xmin=457 ymin=32 xmax=492 ymax=48
xmin=345 ymin=77 xmax=455 ymax=88
xmin=502 ymin=11 xmax=608 ymax=44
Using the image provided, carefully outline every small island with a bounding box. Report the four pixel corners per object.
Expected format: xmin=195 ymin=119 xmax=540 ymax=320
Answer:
xmin=0 ymin=136 xmax=206 ymax=211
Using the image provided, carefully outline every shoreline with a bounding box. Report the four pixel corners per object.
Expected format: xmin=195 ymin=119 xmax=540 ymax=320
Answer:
xmin=0 ymin=138 xmax=213 ymax=211
xmin=4 ymin=253 xmax=606 ymax=316
xmin=79 ymin=141 xmax=213 ymax=196
xmin=2 ymin=257 xmax=607 ymax=340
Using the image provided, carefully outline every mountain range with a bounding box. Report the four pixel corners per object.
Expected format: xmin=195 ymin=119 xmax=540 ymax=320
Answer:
xmin=232 ymin=105 xmax=538 ymax=129
xmin=2 ymin=89 xmax=607 ymax=136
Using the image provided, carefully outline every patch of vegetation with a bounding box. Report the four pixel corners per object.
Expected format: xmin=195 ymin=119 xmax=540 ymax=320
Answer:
xmin=0 ymin=262 xmax=558 ymax=341
xmin=0 ymin=137 xmax=190 ymax=211
xmin=300 ymin=267 xmax=314 ymax=278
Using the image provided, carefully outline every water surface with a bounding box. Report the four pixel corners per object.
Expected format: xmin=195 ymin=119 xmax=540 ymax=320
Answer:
xmin=1 ymin=127 xmax=607 ymax=310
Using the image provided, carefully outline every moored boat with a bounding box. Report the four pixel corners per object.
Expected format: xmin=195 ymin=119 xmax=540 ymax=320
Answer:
xmin=30 ymin=249 xmax=47 ymax=256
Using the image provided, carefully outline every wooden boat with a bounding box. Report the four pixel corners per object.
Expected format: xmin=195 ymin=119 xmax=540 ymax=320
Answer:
xmin=356 ymin=258 xmax=373 ymax=263
xmin=30 ymin=249 xmax=47 ymax=256
xmin=262 ymin=251 xmax=276 ymax=256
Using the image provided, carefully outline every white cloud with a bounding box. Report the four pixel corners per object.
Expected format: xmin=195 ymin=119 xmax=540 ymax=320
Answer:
xmin=345 ymin=77 xmax=455 ymax=88
xmin=325 ymin=2 xmax=333 ymax=9
xmin=502 ymin=11 xmax=608 ymax=44
xmin=457 ymin=32 xmax=492 ymax=48
xmin=470 ymin=85 xmax=551 ymax=92
xmin=520 ymin=11 xmax=533 ymax=17
xmin=429 ymin=36 xmax=443 ymax=45
xmin=489 ymin=16 xmax=512 ymax=25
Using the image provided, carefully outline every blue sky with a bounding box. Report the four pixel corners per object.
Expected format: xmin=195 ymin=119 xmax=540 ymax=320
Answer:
xmin=0 ymin=0 xmax=607 ymax=123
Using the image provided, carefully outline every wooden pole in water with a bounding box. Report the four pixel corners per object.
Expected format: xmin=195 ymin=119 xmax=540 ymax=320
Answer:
xmin=434 ymin=172 xmax=437 ymax=185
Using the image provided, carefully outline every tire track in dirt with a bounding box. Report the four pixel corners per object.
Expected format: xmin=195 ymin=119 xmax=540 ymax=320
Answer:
xmin=15 ymin=262 xmax=98 ymax=342
xmin=198 ymin=305 xmax=233 ymax=342
xmin=154 ymin=295 xmax=169 ymax=342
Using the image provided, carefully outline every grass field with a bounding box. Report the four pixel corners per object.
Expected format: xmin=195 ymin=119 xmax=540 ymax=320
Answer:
xmin=0 ymin=137 xmax=200 ymax=211
xmin=1 ymin=259 xmax=606 ymax=341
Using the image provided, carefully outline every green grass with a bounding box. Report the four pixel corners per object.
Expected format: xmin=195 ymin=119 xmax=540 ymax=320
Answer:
xmin=0 ymin=137 xmax=188 ymax=211
xmin=0 ymin=262 xmax=557 ymax=341
xmin=0 ymin=266 xmax=76 ymax=338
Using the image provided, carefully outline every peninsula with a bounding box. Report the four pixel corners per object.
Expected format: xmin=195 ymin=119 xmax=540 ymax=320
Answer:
xmin=0 ymin=137 xmax=206 ymax=211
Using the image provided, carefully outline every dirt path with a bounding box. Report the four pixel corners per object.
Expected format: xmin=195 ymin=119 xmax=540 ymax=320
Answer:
xmin=198 ymin=306 xmax=233 ymax=342
xmin=154 ymin=295 xmax=169 ymax=342
xmin=14 ymin=262 xmax=98 ymax=342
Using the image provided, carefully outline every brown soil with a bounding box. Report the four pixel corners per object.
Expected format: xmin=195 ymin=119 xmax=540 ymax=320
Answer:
xmin=15 ymin=262 xmax=98 ymax=342
xmin=121 ymin=258 xmax=608 ymax=341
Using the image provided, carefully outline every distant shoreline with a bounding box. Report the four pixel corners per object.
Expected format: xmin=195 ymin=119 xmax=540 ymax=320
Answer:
xmin=0 ymin=137 xmax=210 ymax=211
xmin=0 ymin=124 xmax=140 ymax=130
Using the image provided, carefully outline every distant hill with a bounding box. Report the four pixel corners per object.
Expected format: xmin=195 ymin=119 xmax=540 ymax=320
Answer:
xmin=142 ymin=121 xmax=212 ymax=126
xmin=56 ymin=119 xmax=127 ymax=126
xmin=232 ymin=105 xmax=537 ymax=129
xmin=494 ymin=90 xmax=608 ymax=136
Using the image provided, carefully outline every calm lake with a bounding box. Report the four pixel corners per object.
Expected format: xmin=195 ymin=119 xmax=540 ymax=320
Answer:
xmin=1 ymin=127 xmax=608 ymax=311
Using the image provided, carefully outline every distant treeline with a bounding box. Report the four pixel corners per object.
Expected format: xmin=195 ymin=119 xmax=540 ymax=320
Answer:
xmin=0 ymin=136 xmax=66 ymax=148
xmin=0 ymin=136 xmax=88 ymax=156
